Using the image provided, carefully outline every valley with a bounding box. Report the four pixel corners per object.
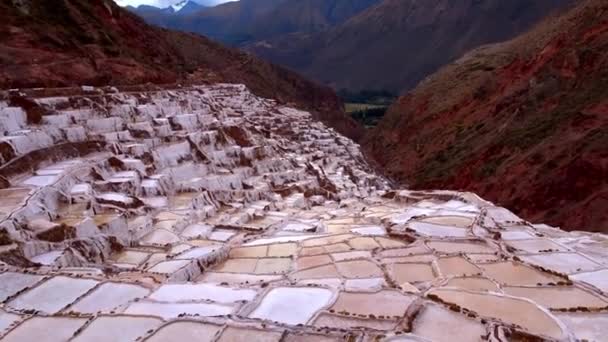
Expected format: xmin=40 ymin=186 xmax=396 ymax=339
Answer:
xmin=0 ymin=1 xmax=606 ymax=341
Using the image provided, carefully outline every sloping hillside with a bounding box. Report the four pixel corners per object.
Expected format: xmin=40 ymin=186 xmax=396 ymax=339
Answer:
xmin=248 ymin=0 xmax=572 ymax=93
xmin=365 ymin=0 xmax=608 ymax=232
xmin=0 ymin=0 xmax=361 ymax=138
xmin=147 ymin=0 xmax=380 ymax=46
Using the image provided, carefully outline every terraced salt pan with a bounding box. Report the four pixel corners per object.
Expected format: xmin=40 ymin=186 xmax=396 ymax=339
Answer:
xmin=8 ymin=276 xmax=98 ymax=314
xmin=200 ymin=272 xmax=283 ymax=285
xmin=350 ymin=226 xmax=386 ymax=236
xmin=344 ymin=278 xmax=386 ymax=292
xmin=147 ymin=259 xmax=191 ymax=274
xmin=141 ymin=229 xmax=180 ymax=245
xmin=67 ymin=282 xmax=150 ymax=314
xmin=244 ymin=234 xmax=321 ymax=246
xmin=268 ymin=243 xmax=297 ymax=257
xmin=348 ymin=237 xmax=380 ymax=250
xmin=181 ymin=223 xmax=213 ymax=239
xmin=0 ymin=272 xmax=44 ymax=301
xmin=331 ymin=251 xmax=372 ymax=262
xmin=521 ymin=252 xmax=602 ymax=274
xmin=390 ymin=263 xmax=435 ymax=283
xmin=30 ymin=250 xmax=63 ymax=265
xmin=150 ymin=283 xmax=256 ymax=303
xmin=330 ymin=290 xmax=414 ymax=317
xmin=209 ymin=230 xmax=237 ymax=242
xmin=500 ymin=230 xmax=537 ymax=240
xmin=291 ymin=264 xmax=341 ymax=281
xmin=555 ymin=313 xmax=608 ymax=342
xmin=283 ymin=222 xmax=315 ymax=232
xmin=507 ymin=239 xmax=569 ymax=253
xmin=407 ymin=222 xmax=468 ymax=238
xmin=444 ymin=277 xmax=500 ymax=292
xmin=113 ymin=250 xmax=150 ymax=266
xmin=336 ymin=260 xmax=383 ymax=278
xmin=125 ymin=301 xmax=233 ymax=319
xmin=429 ymin=289 xmax=566 ymax=340
xmin=72 ymin=316 xmax=162 ymax=342
xmin=147 ymin=321 xmax=222 ymax=341
xmin=218 ymin=327 xmax=284 ymax=342
xmin=426 ymin=241 xmax=496 ymax=254
xmin=297 ymin=254 xmax=332 ymax=270
xmin=436 ymin=256 xmax=481 ymax=277
xmin=1 ymin=316 xmax=87 ymax=342
xmin=313 ymin=313 xmax=397 ymax=331
xmin=249 ymin=287 xmax=333 ymax=325
xmin=503 ymin=286 xmax=608 ymax=309
xmin=571 ymin=269 xmax=608 ymax=293
xmin=419 ymin=216 xmax=473 ymax=228
xmin=412 ymin=304 xmax=485 ymax=342
xmin=0 ymin=311 xmax=21 ymax=334
xmin=3 ymin=84 xmax=608 ymax=340
xmin=479 ymin=261 xmax=563 ymax=286
xmin=176 ymin=245 xmax=221 ymax=260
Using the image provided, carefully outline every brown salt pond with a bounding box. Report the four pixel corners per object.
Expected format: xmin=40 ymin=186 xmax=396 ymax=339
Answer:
xmin=336 ymin=260 xmax=383 ymax=278
xmin=313 ymin=313 xmax=397 ymax=331
xmin=436 ymin=256 xmax=481 ymax=277
xmin=428 ymin=289 xmax=566 ymax=340
xmin=419 ymin=216 xmax=474 ymax=228
xmin=389 ymin=263 xmax=436 ymax=284
xmin=444 ymin=277 xmax=500 ymax=292
xmin=426 ymin=241 xmax=496 ymax=254
xmin=218 ymin=326 xmax=284 ymax=342
xmin=330 ymin=290 xmax=415 ymax=317
xmin=146 ymin=322 xmax=222 ymax=341
xmin=412 ymin=304 xmax=486 ymax=342
xmin=479 ymin=261 xmax=563 ymax=286
xmin=503 ymin=286 xmax=608 ymax=309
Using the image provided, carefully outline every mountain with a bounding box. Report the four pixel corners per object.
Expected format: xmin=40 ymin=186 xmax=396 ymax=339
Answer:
xmin=126 ymin=1 xmax=208 ymax=28
xmin=173 ymin=0 xmax=206 ymax=15
xmin=248 ymin=0 xmax=574 ymax=94
xmin=246 ymin=0 xmax=381 ymax=40
xmin=364 ymin=0 xmax=608 ymax=232
xmin=0 ymin=0 xmax=361 ymax=139
xmin=136 ymin=0 xmax=381 ymax=46
xmin=164 ymin=0 xmax=287 ymax=44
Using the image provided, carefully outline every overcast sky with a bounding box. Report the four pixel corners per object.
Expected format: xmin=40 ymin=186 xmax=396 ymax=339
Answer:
xmin=115 ymin=0 xmax=232 ymax=7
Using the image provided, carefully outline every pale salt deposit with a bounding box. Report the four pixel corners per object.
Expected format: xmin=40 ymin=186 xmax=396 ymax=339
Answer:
xmin=0 ymin=84 xmax=605 ymax=341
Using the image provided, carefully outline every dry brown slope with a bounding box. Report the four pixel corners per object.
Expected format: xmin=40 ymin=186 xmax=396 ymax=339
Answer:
xmin=0 ymin=0 xmax=361 ymax=139
xmin=365 ymin=0 xmax=608 ymax=232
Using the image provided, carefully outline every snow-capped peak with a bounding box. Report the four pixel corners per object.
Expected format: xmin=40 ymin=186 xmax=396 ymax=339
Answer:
xmin=171 ymin=0 xmax=190 ymax=13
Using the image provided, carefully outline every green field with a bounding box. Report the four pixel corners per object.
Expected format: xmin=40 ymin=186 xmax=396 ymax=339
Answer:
xmin=345 ymin=103 xmax=389 ymax=128
xmin=344 ymin=102 xmax=386 ymax=114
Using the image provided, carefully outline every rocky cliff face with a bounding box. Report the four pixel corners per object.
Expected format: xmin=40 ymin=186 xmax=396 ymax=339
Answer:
xmin=0 ymin=0 xmax=361 ymax=139
xmin=365 ymin=0 xmax=608 ymax=232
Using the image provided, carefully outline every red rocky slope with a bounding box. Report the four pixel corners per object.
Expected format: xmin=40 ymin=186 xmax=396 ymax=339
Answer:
xmin=365 ymin=0 xmax=608 ymax=232
xmin=0 ymin=0 xmax=361 ymax=139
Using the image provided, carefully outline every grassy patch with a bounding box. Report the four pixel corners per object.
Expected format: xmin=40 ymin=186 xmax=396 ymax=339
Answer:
xmin=346 ymin=103 xmax=388 ymax=127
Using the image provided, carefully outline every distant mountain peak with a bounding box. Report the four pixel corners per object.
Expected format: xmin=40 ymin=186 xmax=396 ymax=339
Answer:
xmin=171 ymin=0 xmax=189 ymax=13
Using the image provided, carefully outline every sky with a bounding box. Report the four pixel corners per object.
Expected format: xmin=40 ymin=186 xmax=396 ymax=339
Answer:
xmin=115 ymin=0 xmax=233 ymax=8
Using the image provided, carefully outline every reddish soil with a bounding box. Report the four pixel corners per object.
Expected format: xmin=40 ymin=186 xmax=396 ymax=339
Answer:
xmin=365 ymin=0 xmax=608 ymax=232
xmin=0 ymin=0 xmax=361 ymax=139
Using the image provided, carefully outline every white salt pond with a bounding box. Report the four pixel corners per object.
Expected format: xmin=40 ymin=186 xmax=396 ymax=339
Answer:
xmin=249 ymin=287 xmax=333 ymax=325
